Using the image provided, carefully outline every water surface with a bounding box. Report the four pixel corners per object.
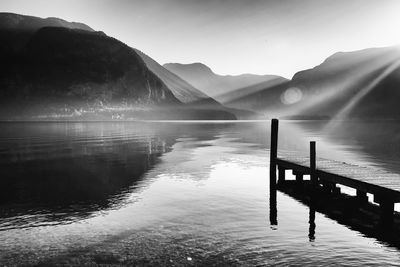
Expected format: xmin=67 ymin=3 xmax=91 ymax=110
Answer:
xmin=0 ymin=121 xmax=400 ymax=265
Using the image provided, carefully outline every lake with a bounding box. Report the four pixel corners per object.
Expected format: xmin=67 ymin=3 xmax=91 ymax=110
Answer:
xmin=1 ymin=120 xmax=400 ymax=265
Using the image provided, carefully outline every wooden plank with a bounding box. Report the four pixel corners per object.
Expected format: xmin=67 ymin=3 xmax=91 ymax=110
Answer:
xmin=276 ymin=158 xmax=310 ymax=174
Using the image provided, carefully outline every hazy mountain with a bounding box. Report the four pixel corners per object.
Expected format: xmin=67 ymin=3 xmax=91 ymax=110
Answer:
xmin=163 ymin=62 xmax=286 ymax=102
xmin=137 ymin=51 xmax=262 ymax=118
xmin=0 ymin=13 xmax=236 ymax=120
xmin=218 ymin=76 xmax=290 ymax=114
xmin=164 ymin=48 xmax=400 ymax=119
xmin=278 ymin=46 xmax=400 ymax=119
xmin=136 ymin=50 xmax=214 ymax=104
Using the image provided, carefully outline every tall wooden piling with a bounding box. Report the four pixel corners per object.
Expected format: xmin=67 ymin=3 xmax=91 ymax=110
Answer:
xmin=269 ymin=119 xmax=279 ymax=226
xmin=278 ymin=166 xmax=286 ymax=185
xmin=270 ymin=119 xmax=279 ymax=189
xmin=310 ymin=141 xmax=317 ymax=187
xmin=308 ymin=141 xmax=317 ymax=240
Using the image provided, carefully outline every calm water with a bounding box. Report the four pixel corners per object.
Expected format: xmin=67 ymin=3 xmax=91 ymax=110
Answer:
xmin=1 ymin=120 xmax=400 ymax=265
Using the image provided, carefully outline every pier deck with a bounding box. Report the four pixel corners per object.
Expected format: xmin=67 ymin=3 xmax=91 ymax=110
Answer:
xmin=269 ymin=119 xmax=400 ymax=227
xmin=276 ymin=153 xmax=400 ymax=202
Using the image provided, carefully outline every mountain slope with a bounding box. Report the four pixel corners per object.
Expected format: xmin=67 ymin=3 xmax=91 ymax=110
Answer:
xmin=164 ymin=46 xmax=400 ymax=119
xmin=0 ymin=13 xmax=180 ymax=120
xmin=281 ymin=46 xmax=400 ymax=119
xmin=164 ymin=62 xmax=284 ymax=102
xmin=0 ymin=26 xmax=182 ymax=119
xmin=135 ymin=50 xmax=212 ymax=103
xmin=0 ymin=12 xmax=95 ymax=57
xmin=0 ymin=12 xmax=94 ymax=31
xmin=137 ymin=51 xmax=258 ymax=118
xmin=0 ymin=13 xmax=236 ymax=120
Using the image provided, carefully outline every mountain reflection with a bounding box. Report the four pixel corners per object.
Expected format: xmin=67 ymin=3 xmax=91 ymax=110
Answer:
xmin=0 ymin=122 xmax=176 ymax=230
xmin=0 ymin=122 xmax=259 ymax=231
xmin=2 ymin=120 xmax=400 ymax=232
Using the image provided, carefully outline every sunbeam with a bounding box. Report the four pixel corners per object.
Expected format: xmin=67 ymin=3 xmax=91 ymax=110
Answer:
xmin=262 ymin=47 xmax=400 ymax=119
xmin=325 ymin=58 xmax=400 ymax=131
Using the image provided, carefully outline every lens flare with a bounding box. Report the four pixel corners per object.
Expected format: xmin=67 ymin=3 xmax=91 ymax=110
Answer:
xmin=281 ymin=87 xmax=303 ymax=105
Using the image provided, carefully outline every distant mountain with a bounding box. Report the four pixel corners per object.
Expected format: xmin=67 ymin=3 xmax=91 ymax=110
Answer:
xmin=279 ymin=46 xmax=400 ymax=119
xmin=222 ymin=78 xmax=290 ymax=114
xmin=136 ymin=50 xmax=213 ymax=104
xmin=164 ymin=49 xmax=400 ymax=119
xmin=163 ymin=62 xmax=286 ymax=102
xmin=0 ymin=13 xmax=235 ymax=120
xmin=137 ymin=51 xmax=261 ymax=118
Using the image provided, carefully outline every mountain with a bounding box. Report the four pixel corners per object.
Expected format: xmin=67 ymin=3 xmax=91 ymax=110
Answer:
xmin=136 ymin=50 xmax=215 ymax=104
xmin=0 ymin=12 xmax=95 ymax=57
xmin=221 ymin=78 xmax=291 ymax=114
xmin=164 ymin=48 xmax=400 ymax=119
xmin=278 ymin=46 xmax=400 ymax=119
xmin=0 ymin=26 xmax=180 ymax=119
xmin=0 ymin=13 xmax=236 ymax=120
xmin=163 ymin=62 xmax=286 ymax=101
xmin=0 ymin=12 xmax=93 ymax=32
xmin=137 ymin=51 xmax=261 ymax=118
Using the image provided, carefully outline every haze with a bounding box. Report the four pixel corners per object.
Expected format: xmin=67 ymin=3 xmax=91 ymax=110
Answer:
xmin=2 ymin=0 xmax=400 ymax=78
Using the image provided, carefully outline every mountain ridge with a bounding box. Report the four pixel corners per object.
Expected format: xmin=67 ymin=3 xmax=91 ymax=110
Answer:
xmin=164 ymin=62 xmax=285 ymax=102
xmin=0 ymin=12 xmax=94 ymax=32
xmin=0 ymin=13 xmax=236 ymax=120
xmin=137 ymin=52 xmax=211 ymax=103
xmin=281 ymin=46 xmax=400 ymax=119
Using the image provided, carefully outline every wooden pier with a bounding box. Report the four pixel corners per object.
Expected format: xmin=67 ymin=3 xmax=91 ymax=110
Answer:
xmin=269 ymin=119 xmax=400 ymax=227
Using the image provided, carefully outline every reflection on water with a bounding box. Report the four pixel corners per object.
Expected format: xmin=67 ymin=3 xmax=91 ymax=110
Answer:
xmin=0 ymin=123 xmax=177 ymax=230
xmin=287 ymin=120 xmax=400 ymax=173
xmin=0 ymin=121 xmax=400 ymax=265
xmin=308 ymin=206 xmax=316 ymax=242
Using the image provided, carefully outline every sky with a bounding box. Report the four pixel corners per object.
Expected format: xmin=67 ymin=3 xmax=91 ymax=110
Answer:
xmin=1 ymin=0 xmax=400 ymax=78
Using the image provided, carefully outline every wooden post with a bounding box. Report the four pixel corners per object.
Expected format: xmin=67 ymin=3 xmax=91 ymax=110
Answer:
xmin=294 ymin=171 xmax=303 ymax=189
xmin=269 ymin=119 xmax=278 ymax=226
xmin=374 ymin=195 xmax=394 ymax=228
xmin=310 ymin=141 xmax=317 ymax=187
xmin=381 ymin=200 xmax=394 ymax=228
xmin=270 ymin=119 xmax=279 ymax=190
xmin=356 ymin=189 xmax=368 ymax=203
xmin=321 ymin=181 xmax=329 ymax=193
xmin=376 ymin=197 xmax=394 ymax=228
xmin=295 ymin=173 xmax=303 ymax=183
xmin=278 ymin=166 xmax=286 ymax=185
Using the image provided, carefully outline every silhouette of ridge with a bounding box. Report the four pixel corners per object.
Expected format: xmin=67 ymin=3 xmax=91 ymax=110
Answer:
xmin=0 ymin=12 xmax=94 ymax=32
xmin=0 ymin=13 xmax=237 ymax=120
